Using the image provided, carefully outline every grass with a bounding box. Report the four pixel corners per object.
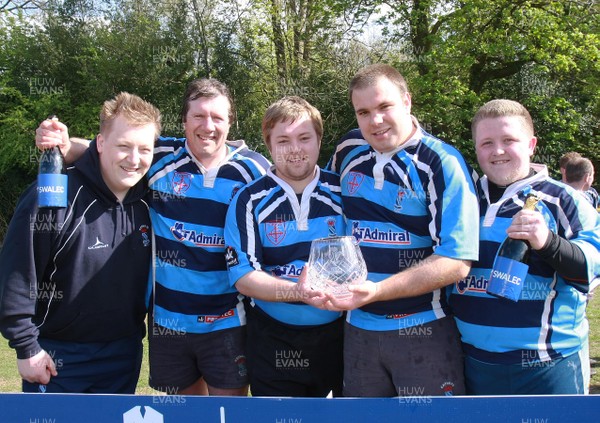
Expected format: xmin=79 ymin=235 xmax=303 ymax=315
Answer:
xmin=0 ymin=331 xmax=157 ymax=394
xmin=587 ymin=293 xmax=600 ymax=394
xmin=1 ymin=297 xmax=599 ymax=394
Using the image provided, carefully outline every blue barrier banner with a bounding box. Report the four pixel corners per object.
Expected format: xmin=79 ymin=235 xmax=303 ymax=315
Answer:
xmin=0 ymin=393 xmax=598 ymax=423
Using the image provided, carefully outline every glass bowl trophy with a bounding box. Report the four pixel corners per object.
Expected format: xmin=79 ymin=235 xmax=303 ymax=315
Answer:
xmin=306 ymin=236 xmax=367 ymax=298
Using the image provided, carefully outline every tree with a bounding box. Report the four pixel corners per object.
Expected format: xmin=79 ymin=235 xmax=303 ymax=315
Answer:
xmin=0 ymin=0 xmax=47 ymax=13
xmin=368 ymin=0 xmax=599 ymax=173
xmin=0 ymin=0 xmax=598 ymax=242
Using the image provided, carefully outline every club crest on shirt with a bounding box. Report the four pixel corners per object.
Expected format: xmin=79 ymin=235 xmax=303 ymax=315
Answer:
xmin=229 ymin=183 xmax=243 ymax=202
xmin=172 ymin=172 xmax=192 ymax=195
xmin=441 ymin=381 xmax=455 ymax=396
xmin=139 ymin=224 xmax=151 ymax=247
xmin=265 ymin=220 xmax=287 ymax=245
xmin=346 ymin=171 xmax=364 ymax=195
xmin=326 ymin=217 xmax=337 ymax=236
xmin=394 ymin=188 xmax=407 ymax=212
xmin=235 ymin=355 xmax=248 ymax=377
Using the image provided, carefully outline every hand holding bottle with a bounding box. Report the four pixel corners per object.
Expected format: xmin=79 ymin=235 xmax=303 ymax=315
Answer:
xmin=35 ymin=116 xmax=71 ymax=156
xmin=37 ymin=116 xmax=68 ymax=208
xmin=486 ymin=194 xmax=540 ymax=302
xmin=506 ymin=209 xmax=550 ymax=251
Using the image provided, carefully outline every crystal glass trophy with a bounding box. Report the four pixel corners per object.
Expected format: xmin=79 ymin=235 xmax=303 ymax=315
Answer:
xmin=307 ymin=236 xmax=367 ymax=298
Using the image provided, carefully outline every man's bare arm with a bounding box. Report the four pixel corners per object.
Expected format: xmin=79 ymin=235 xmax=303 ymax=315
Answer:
xmin=235 ymin=267 xmax=327 ymax=307
xmin=326 ymin=255 xmax=471 ymax=310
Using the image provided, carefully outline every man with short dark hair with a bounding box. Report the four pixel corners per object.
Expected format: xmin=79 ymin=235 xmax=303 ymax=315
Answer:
xmin=559 ymin=151 xmax=581 ymax=182
xmin=326 ymin=64 xmax=479 ymax=397
xmin=565 ymin=157 xmax=598 ymax=209
xmin=145 ymin=78 xmax=269 ymax=396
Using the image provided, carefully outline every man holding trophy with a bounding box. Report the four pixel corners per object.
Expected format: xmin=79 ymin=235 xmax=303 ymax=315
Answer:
xmin=224 ymin=96 xmax=346 ymax=397
xmin=325 ymin=64 xmax=480 ymax=397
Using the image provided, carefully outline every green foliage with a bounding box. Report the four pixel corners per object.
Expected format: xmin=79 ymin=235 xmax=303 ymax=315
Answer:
xmin=374 ymin=0 xmax=599 ymax=173
xmin=0 ymin=0 xmax=598 ymax=242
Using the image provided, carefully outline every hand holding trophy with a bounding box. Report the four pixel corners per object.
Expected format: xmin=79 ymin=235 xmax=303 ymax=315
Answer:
xmin=306 ymin=236 xmax=367 ymax=299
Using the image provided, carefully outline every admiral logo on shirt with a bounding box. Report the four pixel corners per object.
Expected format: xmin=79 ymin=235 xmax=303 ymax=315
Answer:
xmin=351 ymin=222 xmax=411 ymax=245
xmin=225 ymin=246 xmax=239 ymax=268
xmin=170 ymin=222 xmax=224 ymax=247
xmin=455 ymin=275 xmax=488 ymax=294
xmin=271 ymin=264 xmax=303 ymax=278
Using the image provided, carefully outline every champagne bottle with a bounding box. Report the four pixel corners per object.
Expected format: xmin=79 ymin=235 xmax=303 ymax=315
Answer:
xmin=486 ymin=193 xmax=540 ymax=302
xmin=37 ymin=116 xmax=67 ymax=208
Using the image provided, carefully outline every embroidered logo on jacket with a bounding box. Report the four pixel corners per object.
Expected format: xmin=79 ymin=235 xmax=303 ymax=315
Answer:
xmin=88 ymin=237 xmax=109 ymax=250
xmin=139 ymin=225 xmax=151 ymax=247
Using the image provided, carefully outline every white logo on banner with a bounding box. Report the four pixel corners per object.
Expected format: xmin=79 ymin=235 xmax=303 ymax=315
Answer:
xmin=123 ymin=406 xmax=164 ymax=423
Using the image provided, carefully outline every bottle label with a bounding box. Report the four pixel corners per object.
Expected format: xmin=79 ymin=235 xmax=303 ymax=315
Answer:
xmin=38 ymin=174 xmax=68 ymax=208
xmin=486 ymin=256 xmax=529 ymax=302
